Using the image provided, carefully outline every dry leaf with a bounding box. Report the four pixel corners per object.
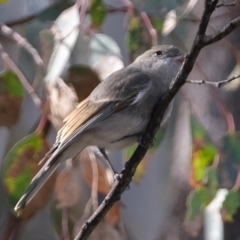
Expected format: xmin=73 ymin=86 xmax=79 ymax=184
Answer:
xmin=46 ymin=80 xmax=78 ymax=129
xmin=3 ymin=132 xmax=57 ymax=220
xmin=80 ymin=148 xmax=111 ymax=194
xmin=0 ymin=94 xmax=22 ymax=127
xmin=67 ymin=65 xmax=101 ymax=102
xmin=55 ymin=161 xmax=81 ymax=208
xmin=105 ymin=202 xmax=120 ymax=226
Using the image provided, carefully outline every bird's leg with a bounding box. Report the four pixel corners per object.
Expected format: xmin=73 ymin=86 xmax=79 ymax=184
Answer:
xmin=98 ymin=148 xmax=118 ymax=175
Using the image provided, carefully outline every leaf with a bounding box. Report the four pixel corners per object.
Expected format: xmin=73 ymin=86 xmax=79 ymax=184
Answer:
xmin=80 ymin=148 xmax=111 ymax=194
xmin=105 ymin=203 xmax=120 ymax=226
xmin=127 ymin=16 xmax=144 ymax=52
xmin=47 ymin=81 xmax=78 ymax=129
xmin=0 ymin=70 xmax=23 ymax=97
xmin=0 ymin=70 xmax=24 ymax=127
xmin=67 ymin=65 xmax=101 ymax=102
xmin=192 ymin=145 xmax=217 ymax=183
xmin=55 ymin=162 xmax=81 ymax=208
xmin=152 ymin=17 xmax=164 ymax=32
xmin=162 ymin=9 xmax=177 ymax=36
xmin=89 ymin=0 xmax=107 ymax=27
xmin=187 ymin=188 xmax=209 ymax=221
xmin=3 ymin=131 xmax=56 ymax=220
xmin=190 ymin=116 xmax=218 ymax=185
xmin=44 ymin=5 xmax=80 ymax=83
xmin=221 ymin=189 xmax=240 ymax=221
xmin=186 ymin=167 xmax=219 ymax=221
xmin=222 ymin=63 xmax=240 ymax=91
xmin=88 ymin=33 xmax=122 ymax=65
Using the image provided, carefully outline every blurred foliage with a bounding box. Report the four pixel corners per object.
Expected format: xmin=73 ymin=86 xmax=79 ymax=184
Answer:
xmin=3 ymin=131 xmax=57 ymax=220
xmin=1 ymin=0 xmax=240 ymax=239
xmin=222 ymin=189 xmax=240 ymax=222
xmin=89 ymin=0 xmax=107 ymax=27
xmin=0 ymin=70 xmax=23 ymax=127
xmin=191 ymin=116 xmax=218 ymax=184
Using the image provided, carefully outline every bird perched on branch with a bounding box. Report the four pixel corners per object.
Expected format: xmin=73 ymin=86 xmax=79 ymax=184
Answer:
xmin=15 ymin=45 xmax=184 ymax=214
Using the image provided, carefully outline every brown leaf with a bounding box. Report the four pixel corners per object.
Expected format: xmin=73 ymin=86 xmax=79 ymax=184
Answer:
xmin=0 ymin=70 xmax=23 ymax=127
xmin=0 ymin=94 xmax=22 ymax=127
xmin=80 ymin=148 xmax=111 ymax=194
xmin=4 ymin=132 xmax=58 ymax=220
xmin=67 ymin=65 xmax=100 ymax=102
xmin=46 ymin=81 xmax=78 ymax=129
xmin=105 ymin=202 xmax=120 ymax=226
xmin=55 ymin=161 xmax=81 ymax=208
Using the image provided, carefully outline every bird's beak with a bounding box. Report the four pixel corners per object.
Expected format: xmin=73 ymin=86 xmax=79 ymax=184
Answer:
xmin=174 ymin=53 xmax=185 ymax=63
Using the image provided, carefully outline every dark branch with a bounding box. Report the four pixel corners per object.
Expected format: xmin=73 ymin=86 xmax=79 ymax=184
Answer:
xmin=203 ymin=16 xmax=240 ymax=46
xmin=186 ymin=74 xmax=240 ymax=88
xmin=74 ymin=0 xmax=225 ymax=239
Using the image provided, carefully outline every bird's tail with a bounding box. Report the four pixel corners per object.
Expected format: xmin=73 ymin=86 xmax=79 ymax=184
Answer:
xmin=14 ymin=150 xmax=60 ymax=215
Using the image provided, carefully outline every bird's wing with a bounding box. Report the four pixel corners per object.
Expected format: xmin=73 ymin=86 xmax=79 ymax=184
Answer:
xmin=14 ymin=68 xmax=152 ymax=214
xmin=57 ymin=68 xmax=152 ymax=146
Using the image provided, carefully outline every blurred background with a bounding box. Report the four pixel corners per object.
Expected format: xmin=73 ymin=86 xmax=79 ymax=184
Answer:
xmin=0 ymin=0 xmax=240 ymax=239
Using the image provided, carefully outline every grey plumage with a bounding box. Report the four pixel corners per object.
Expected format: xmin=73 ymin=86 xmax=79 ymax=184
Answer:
xmin=14 ymin=45 xmax=183 ymax=214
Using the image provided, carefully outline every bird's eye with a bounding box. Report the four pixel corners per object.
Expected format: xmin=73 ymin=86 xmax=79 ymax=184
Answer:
xmin=154 ymin=50 xmax=163 ymax=56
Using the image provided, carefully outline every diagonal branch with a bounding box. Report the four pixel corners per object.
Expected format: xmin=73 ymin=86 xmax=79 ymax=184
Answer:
xmin=203 ymin=16 xmax=240 ymax=46
xmin=74 ymin=0 xmax=224 ymax=239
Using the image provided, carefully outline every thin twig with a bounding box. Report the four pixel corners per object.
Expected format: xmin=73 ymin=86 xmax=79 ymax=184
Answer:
xmin=203 ymin=16 xmax=240 ymax=46
xmin=216 ymin=1 xmax=236 ymax=8
xmin=186 ymin=74 xmax=240 ymax=88
xmin=80 ymin=0 xmax=89 ymax=23
xmin=0 ymin=25 xmax=43 ymax=66
xmin=0 ymin=42 xmax=42 ymax=108
xmin=89 ymin=149 xmax=99 ymax=212
xmin=141 ymin=12 xmax=157 ymax=46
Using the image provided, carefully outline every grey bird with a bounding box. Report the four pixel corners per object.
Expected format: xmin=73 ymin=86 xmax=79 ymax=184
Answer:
xmin=15 ymin=45 xmax=184 ymax=213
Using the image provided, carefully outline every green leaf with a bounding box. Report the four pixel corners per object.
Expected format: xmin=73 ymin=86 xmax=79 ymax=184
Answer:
xmin=0 ymin=70 xmax=24 ymax=97
xmin=191 ymin=116 xmax=208 ymax=140
xmin=127 ymin=16 xmax=143 ymax=51
xmin=192 ymin=145 xmax=217 ymax=182
xmin=187 ymin=167 xmax=218 ymax=221
xmin=191 ymin=115 xmax=218 ymax=183
xmin=152 ymin=17 xmax=164 ymax=32
xmin=222 ymin=189 xmax=240 ymax=221
xmin=205 ymin=167 xmax=218 ymax=191
xmin=187 ymin=187 xmax=209 ymax=220
xmin=90 ymin=0 xmax=107 ymax=27
xmin=3 ymin=132 xmax=47 ymax=206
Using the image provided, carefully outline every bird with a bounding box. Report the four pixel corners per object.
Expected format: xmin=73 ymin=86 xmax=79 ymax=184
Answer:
xmin=14 ymin=45 xmax=184 ymax=214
